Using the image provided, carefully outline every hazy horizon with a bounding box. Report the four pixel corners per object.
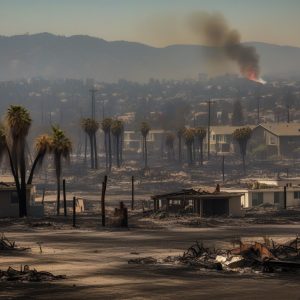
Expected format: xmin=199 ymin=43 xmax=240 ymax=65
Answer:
xmin=1 ymin=0 xmax=300 ymax=48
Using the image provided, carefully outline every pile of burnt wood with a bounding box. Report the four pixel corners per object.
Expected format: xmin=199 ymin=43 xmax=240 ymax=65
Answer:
xmin=0 ymin=234 xmax=30 ymax=251
xmin=165 ymin=238 xmax=300 ymax=273
xmin=129 ymin=238 xmax=300 ymax=273
xmin=0 ymin=265 xmax=66 ymax=282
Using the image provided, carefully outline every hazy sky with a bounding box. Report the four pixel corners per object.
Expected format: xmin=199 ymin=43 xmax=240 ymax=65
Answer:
xmin=1 ymin=0 xmax=300 ymax=47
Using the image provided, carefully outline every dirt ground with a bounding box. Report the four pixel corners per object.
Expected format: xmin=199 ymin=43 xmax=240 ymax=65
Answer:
xmin=1 ymin=208 xmax=300 ymax=300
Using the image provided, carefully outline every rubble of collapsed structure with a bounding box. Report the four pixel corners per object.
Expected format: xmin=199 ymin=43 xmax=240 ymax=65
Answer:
xmin=129 ymin=237 xmax=300 ymax=273
xmin=0 ymin=265 xmax=66 ymax=282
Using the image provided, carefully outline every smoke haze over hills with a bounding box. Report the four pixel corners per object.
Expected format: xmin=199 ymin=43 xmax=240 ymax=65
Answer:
xmin=1 ymin=33 xmax=300 ymax=82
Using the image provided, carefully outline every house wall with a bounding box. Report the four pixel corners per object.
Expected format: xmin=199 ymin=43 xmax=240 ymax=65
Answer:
xmin=228 ymin=196 xmax=244 ymax=217
xmin=279 ymin=136 xmax=300 ymax=157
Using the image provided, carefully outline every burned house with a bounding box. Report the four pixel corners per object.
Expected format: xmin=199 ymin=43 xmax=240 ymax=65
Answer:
xmin=0 ymin=182 xmax=44 ymax=218
xmin=152 ymin=187 xmax=244 ymax=217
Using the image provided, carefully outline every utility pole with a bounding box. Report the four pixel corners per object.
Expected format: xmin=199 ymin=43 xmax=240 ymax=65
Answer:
xmin=89 ymin=88 xmax=97 ymax=120
xmin=257 ymin=97 xmax=260 ymax=125
xmin=207 ymin=99 xmax=211 ymax=160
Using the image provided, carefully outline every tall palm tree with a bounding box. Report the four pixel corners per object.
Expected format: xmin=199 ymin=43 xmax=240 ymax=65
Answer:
xmin=165 ymin=132 xmax=175 ymax=161
xmin=183 ymin=128 xmax=195 ymax=166
xmin=81 ymin=118 xmax=99 ymax=169
xmin=233 ymin=127 xmax=252 ymax=174
xmin=177 ymin=127 xmax=185 ymax=163
xmin=194 ymin=127 xmax=207 ymax=165
xmin=27 ymin=134 xmax=51 ymax=185
xmin=140 ymin=122 xmax=150 ymax=169
xmin=50 ymin=126 xmax=72 ymax=216
xmin=111 ymin=119 xmax=124 ymax=168
xmin=6 ymin=105 xmax=32 ymax=217
xmin=101 ymin=118 xmax=112 ymax=171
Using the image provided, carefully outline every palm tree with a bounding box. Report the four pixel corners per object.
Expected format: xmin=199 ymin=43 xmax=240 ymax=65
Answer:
xmin=111 ymin=119 xmax=124 ymax=168
xmin=233 ymin=127 xmax=252 ymax=174
xmin=183 ymin=128 xmax=195 ymax=166
xmin=81 ymin=118 xmax=99 ymax=169
xmin=177 ymin=127 xmax=185 ymax=163
xmin=50 ymin=126 xmax=72 ymax=216
xmin=101 ymin=118 xmax=113 ymax=171
xmin=140 ymin=122 xmax=150 ymax=169
xmin=165 ymin=133 xmax=175 ymax=161
xmin=27 ymin=134 xmax=51 ymax=185
xmin=194 ymin=127 xmax=207 ymax=165
xmin=6 ymin=105 xmax=32 ymax=217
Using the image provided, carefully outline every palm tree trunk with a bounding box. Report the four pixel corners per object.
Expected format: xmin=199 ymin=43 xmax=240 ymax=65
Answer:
xmin=108 ymin=130 xmax=112 ymax=171
xmin=116 ymin=135 xmax=120 ymax=168
xmin=55 ymin=154 xmax=61 ymax=216
xmin=89 ymin=134 xmax=94 ymax=169
xmin=27 ymin=152 xmax=42 ymax=185
xmin=120 ymin=131 xmax=123 ymax=165
xmin=84 ymin=133 xmax=87 ymax=163
xmin=178 ymin=136 xmax=182 ymax=163
xmin=19 ymin=140 xmax=27 ymax=217
xmin=144 ymin=137 xmax=148 ymax=169
xmin=104 ymin=132 xmax=108 ymax=170
xmin=200 ymin=140 xmax=203 ymax=166
xmin=94 ymin=132 xmax=98 ymax=169
xmin=242 ymin=154 xmax=246 ymax=175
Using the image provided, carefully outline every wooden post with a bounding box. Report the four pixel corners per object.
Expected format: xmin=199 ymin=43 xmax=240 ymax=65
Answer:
xmin=222 ymin=155 xmax=225 ymax=182
xmin=101 ymin=175 xmax=108 ymax=227
xmin=72 ymin=196 xmax=76 ymax=227
xmin=283 ymin=185 xmax=287 ymax=209
xmin=131 ymin=175 xmax=134 ymax=210
xmin=63 ymin=179 xmax=67 ymax=217
xmin=42 ymin=187 xmax=45 ymax=205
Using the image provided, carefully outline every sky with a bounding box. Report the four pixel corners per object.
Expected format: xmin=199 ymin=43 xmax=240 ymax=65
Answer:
xmin=1 ymin=0 xmax=300 ymax=47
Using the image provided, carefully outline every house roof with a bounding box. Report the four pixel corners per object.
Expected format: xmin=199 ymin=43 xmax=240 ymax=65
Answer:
xmin=257 ymin=123 xmax=300 ymax=137
xmin=210 ymin=126 xmax=255 ymax=135
xmin=152 ymin=188 xmax=243 ymax=200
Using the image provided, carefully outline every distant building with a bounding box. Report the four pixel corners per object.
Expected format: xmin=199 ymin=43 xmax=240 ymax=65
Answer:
xmin=152 ymin=188 xmax=244 ymax=217
xmin=123 ymin=129 xmax=165 ymax=152
xmin=251 ymin=123 xmax=300 ymax=157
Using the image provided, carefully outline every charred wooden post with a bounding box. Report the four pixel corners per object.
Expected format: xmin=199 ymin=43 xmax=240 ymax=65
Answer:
xmin=63 ymin=179 xmax=67 ymax=217
xmin=101 ymin=175 xmax=108 ymax=227
xmin=131 ymin=175 xmax=134 ymax=210
xmin=42 ymin=187 xmax=45 ymax=205
xmin=284 ymin=185 xmax=287 ymax=209
xmin=72 ymin=196 xmax=76 ymax=227
xmin=222 ymin=155 xmax=225 ymax=182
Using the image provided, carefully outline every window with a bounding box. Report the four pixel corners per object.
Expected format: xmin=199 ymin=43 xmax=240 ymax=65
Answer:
xmin=294 ymin=191 xmax=300 ymax=199
xmin=274 ymin=192 xmax=284 ymax=205
xmin=252 ymin=192 xmax=263 ymax=206
xmin=10 ymin=192 xmax=19 ymax=204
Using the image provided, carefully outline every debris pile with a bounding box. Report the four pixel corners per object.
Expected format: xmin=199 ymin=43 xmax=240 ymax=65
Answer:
xmin=0 ymin=234 xmax=30 ymax=251
xmin=128 ymin=238 xmax=300 ymax=274
xmin=0 ymin=265 xmax=66 ymax=282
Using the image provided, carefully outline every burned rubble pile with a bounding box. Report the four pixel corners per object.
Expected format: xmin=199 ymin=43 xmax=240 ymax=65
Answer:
xmin=129 ymin=238 xmax=300 ymax=273
xmin=0 ymin=234 xmax=30 ymax=251
xmin=0 ymin=265 xmax=66 ymax=282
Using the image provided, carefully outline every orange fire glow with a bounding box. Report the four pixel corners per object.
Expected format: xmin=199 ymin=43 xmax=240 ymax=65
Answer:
xmin=245 ymin=69 xmax=266 ymax=85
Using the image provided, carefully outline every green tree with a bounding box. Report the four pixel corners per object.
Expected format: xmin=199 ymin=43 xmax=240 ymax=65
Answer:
xmin=111 ymin=119 xmax=124 ymax=168
xmin=140 ymin=122 xmax=150 ymax=169
xmin=81 ymin=118 xmax=99 ymax=169
xmin=194 ymin=127 xmax=207 ymax=165
xmin=50 ymin=126 xmax=72 ymax=215
xmin=233 ymin=127 xmax=252 ymax=174
xmin=101 ymin=118 xmax=113 ymax=171
xmin=183 ymin=128 xmax=195 ymax=166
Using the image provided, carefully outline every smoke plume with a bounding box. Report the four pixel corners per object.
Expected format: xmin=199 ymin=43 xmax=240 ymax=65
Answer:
xmin=189 ymin=12 xmax=262 ymax=81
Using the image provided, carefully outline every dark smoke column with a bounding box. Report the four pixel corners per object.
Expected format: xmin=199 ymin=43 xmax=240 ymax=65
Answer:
xmin=189 ymin=12 xmax=265 ymax=83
